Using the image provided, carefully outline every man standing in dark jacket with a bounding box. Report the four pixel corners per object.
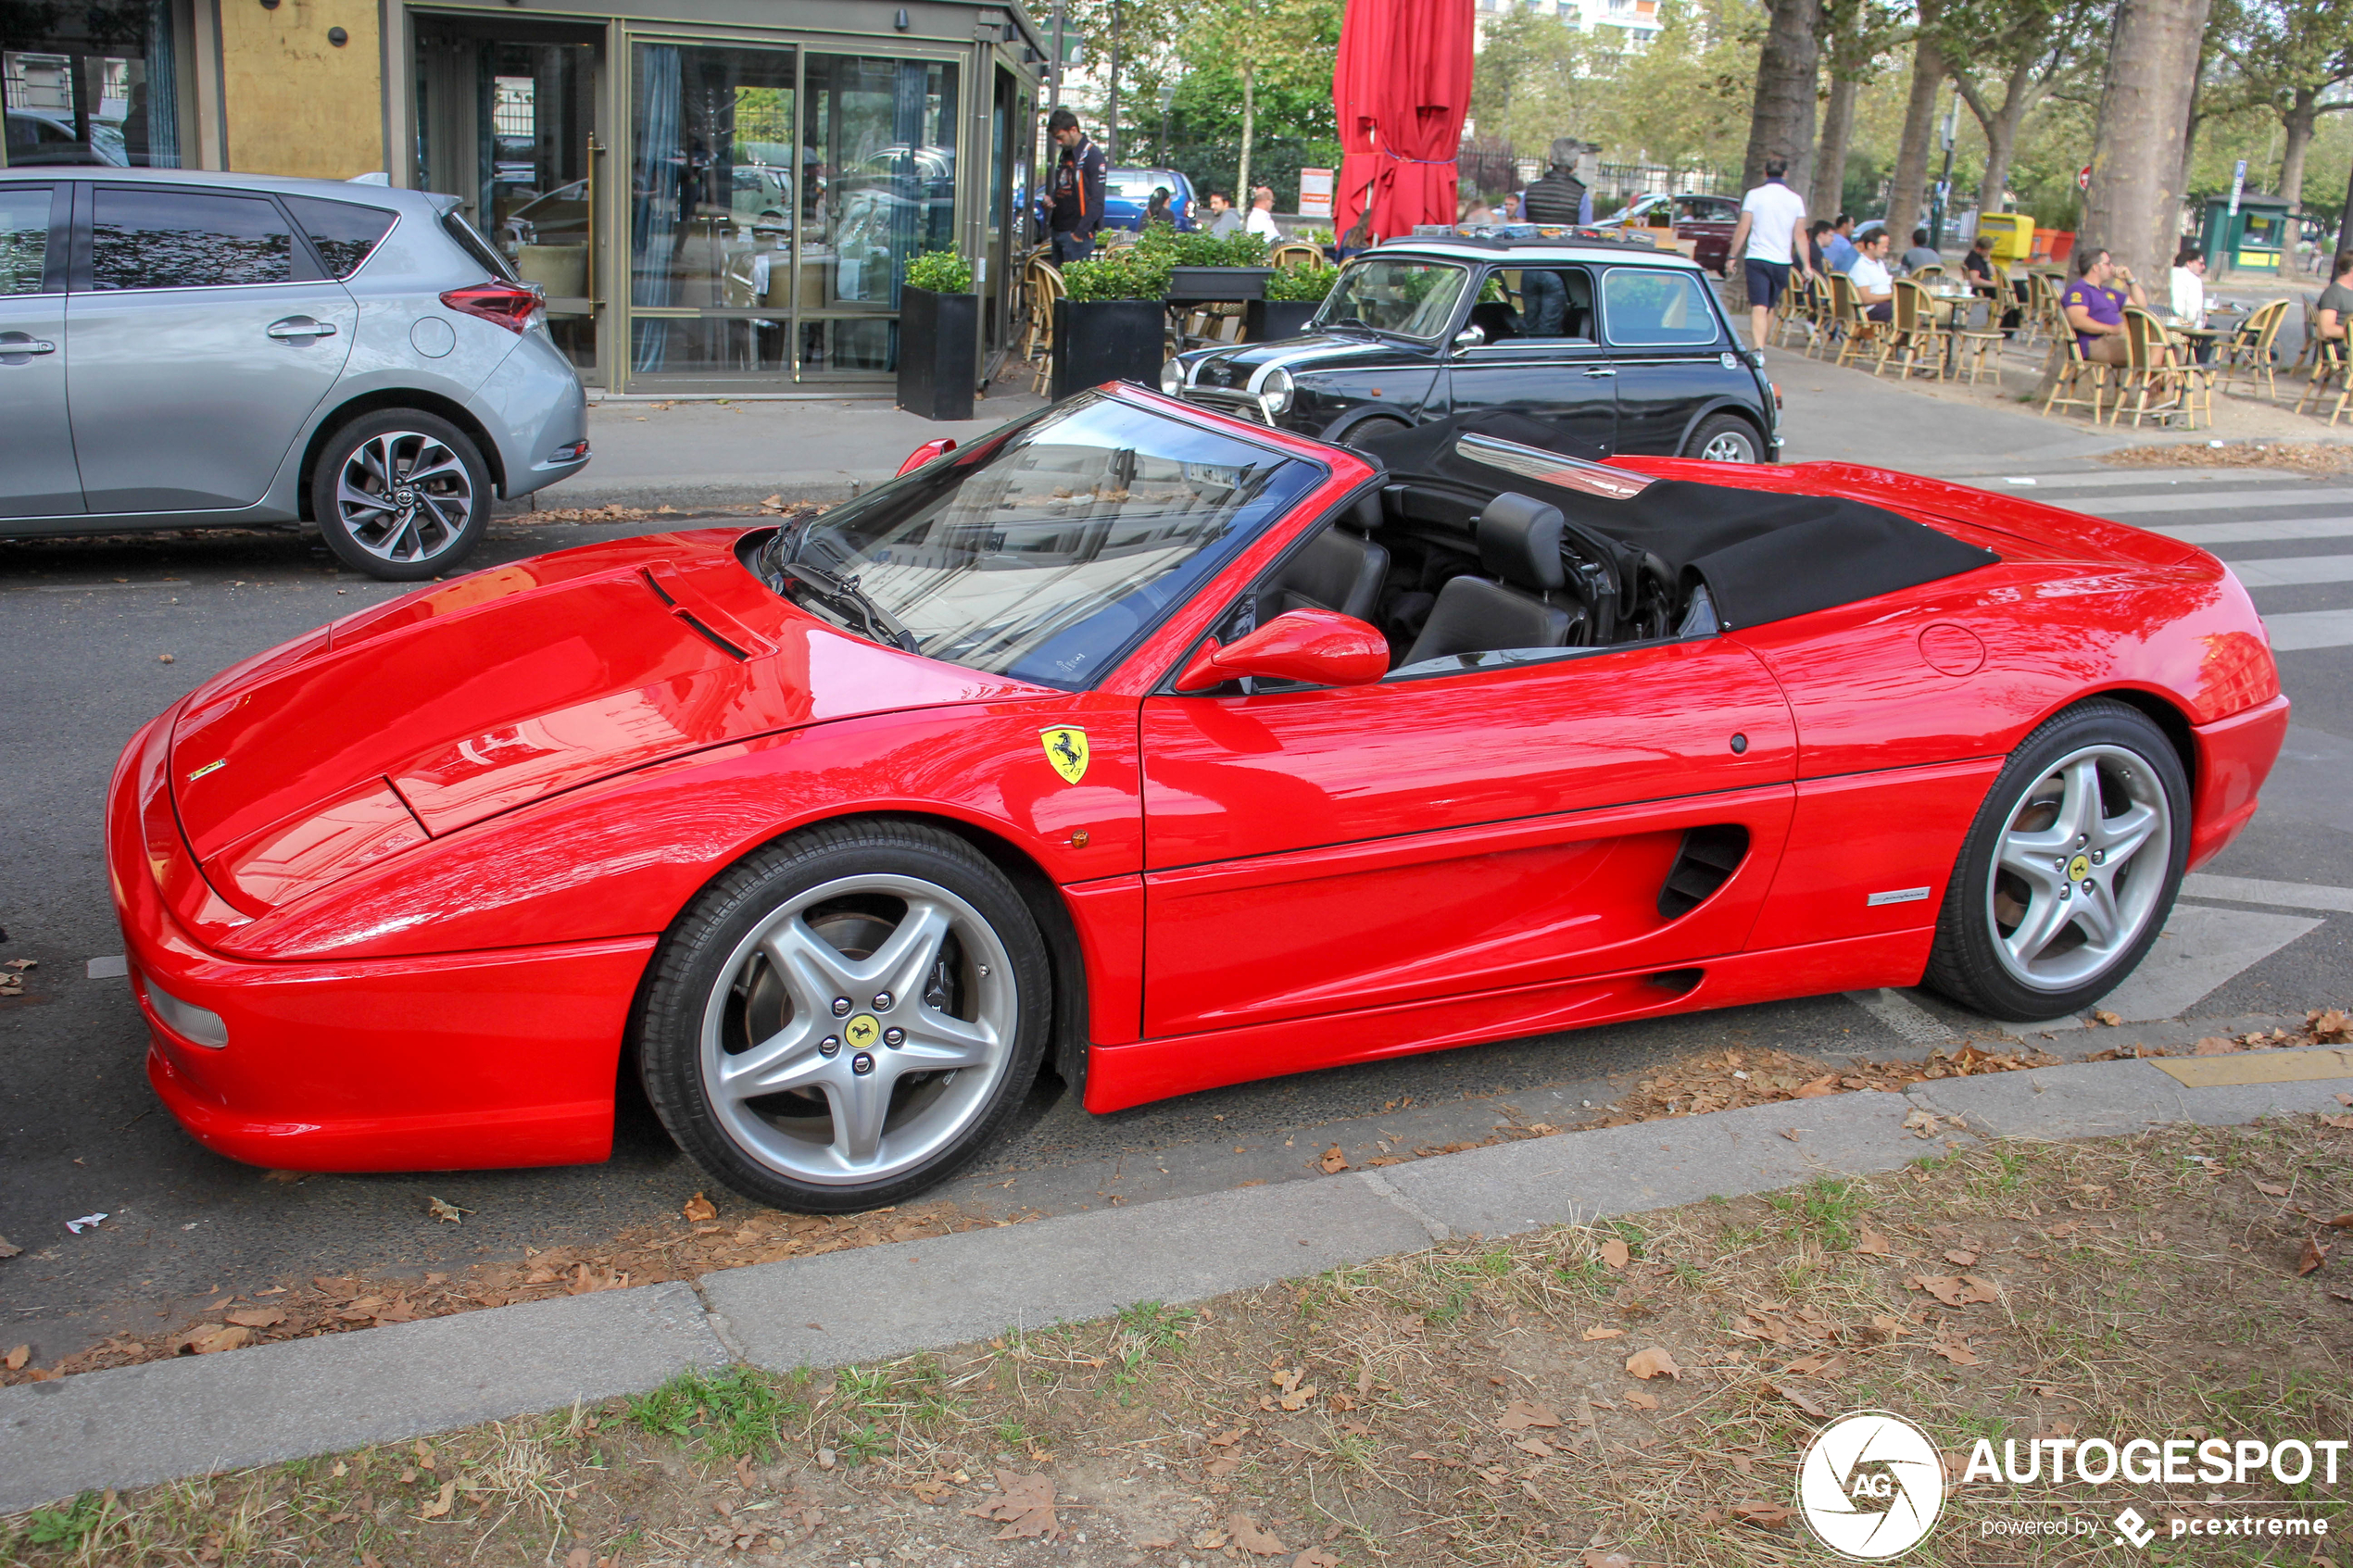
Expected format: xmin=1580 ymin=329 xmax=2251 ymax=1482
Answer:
xmin=1046 ymin=107 xmax=1108 ymax=264
xmin=1520 ymin=138 xmax=1590 ymax=227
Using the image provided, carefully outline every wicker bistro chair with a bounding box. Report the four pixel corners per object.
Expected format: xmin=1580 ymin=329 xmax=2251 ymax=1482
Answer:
xmin=2041 ymin=330 xmax=2109 ymax=421
xmin=2021 ymin=270 xmax=2064 ymax=352
xmin=1267 ymin=240 xmax=1323 ymax=270
xmin=1912 ymin=263 xmax=1944 ymax=284
xmin=2293 ymin=295 xmax=2320 ymax=376
xmin=2299 ymin=337 xmax=2352 ymax=426
xmin=2217 ymin=298 xmax=2291 ymax=402
xmin=1021 ymin=257 xmax=1066 ymax=396
xmin=1875 ymin=277 xmax=1948 ymax=380
xmin=1828 ymin=272 xmax=1888 ymax=369
xmin=1778 ymin=270 xmax=1829 ymax=350
xmin=1951 ymin=297 xmax=2007 ymax=386
xmin=2109 ymin=306 xmax=2196 ymax=428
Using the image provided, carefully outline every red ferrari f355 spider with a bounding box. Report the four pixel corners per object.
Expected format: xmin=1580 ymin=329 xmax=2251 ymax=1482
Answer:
xmin=109 ymin=389 xmax=2287 ymax=1210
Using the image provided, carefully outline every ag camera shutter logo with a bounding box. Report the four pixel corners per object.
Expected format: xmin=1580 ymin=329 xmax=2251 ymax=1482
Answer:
xmin=1797 ymin=1411 xmax=1947 ymax=1560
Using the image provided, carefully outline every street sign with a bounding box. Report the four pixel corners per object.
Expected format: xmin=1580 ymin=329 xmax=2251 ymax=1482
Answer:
xmin=1298 ymin=167 xmax=1334 ymax=220
xmin=2229 ymin=158 xmax=2246 ymax=217
xmin=2076 ymin=164 xmax=2091 ymax=192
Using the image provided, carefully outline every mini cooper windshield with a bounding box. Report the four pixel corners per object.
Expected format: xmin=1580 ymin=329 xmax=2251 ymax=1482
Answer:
xmin=757 ymin=396 xmax=1323 ymax=688
xmin=1313 ymin=257 xmax=1473 ymax=339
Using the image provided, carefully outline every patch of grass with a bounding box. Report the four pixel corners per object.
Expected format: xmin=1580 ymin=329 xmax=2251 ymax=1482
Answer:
xmin=1769 ymin=1174 xmax=1869 ymax=1249
xmin=624 ymin=1366 xmax=801 ymax=1458
xmin=21 ymin=1493 xmax=105 ymax=1549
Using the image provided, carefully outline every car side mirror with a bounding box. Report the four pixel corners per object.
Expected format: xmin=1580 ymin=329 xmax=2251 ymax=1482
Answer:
xmin=1453 ymin=325 xmax=1486 ymax=352
xmin=1174 ymin=608 xmax=1389 ymax=693
xmin=896 ymin=436 xmax=957 ymax=476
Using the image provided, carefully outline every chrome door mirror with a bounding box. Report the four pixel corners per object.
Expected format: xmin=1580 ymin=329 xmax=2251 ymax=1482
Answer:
xmin=1453 ymin=324 xmax=1486 ymax=352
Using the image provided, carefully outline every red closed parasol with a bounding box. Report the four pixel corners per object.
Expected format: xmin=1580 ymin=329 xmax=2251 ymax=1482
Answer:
xmin=1333 ymin=0 xmax=1475 ymax=241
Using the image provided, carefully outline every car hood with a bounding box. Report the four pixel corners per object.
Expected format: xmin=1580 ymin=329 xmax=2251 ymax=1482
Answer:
xmin=169 ymin=531 xmax=1054 ymax=913
xmin=1186 ymin=331 xmax=1409 ymax=388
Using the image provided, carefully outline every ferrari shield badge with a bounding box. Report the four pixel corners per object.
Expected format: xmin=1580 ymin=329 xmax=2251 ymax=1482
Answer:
xmin=1040 ymin=726 xmax=1089 ymax=784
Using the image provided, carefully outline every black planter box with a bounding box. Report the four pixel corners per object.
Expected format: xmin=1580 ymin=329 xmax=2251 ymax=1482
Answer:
xmin=1051 ymin=297 xmax=1165 ymax=400
xmin=895 ymin=285 xmax=977 ymax=421
xmin=1165 ymin=265 xmax=1275 ymax=304
xmin=1245 ymin=298 xmax=1321 ymax=342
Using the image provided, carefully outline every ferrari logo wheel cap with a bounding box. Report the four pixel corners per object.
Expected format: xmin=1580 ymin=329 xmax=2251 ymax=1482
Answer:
xmin=844 ymin=1013 xmax=881 ymax=1050
xmin=1040 ymin=726 xmax=1089 ymax=784
xmin=2068 ymin=853 xmax=2091 ymax=881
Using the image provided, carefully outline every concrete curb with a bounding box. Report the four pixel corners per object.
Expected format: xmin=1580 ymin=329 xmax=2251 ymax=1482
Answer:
xmin=6 ymin=1050 xmax=2350 ymax=1515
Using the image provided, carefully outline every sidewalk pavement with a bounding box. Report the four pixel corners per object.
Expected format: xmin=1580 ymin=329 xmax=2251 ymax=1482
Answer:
xmin=6 ymin=1046 xmax=2349 ymax=1515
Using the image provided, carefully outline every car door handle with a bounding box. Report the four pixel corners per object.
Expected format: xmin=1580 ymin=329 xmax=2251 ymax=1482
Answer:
xmin=266 ymin=317 xmax=337 ymax=339
xmin=1581 ymin=366 xmax=1616 ymax=378
xmin=0 ymin=334 xmax=57 ymax=356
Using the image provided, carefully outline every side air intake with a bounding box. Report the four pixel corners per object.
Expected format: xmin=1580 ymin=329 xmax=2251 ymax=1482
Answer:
xmin=1656 ymin=824 xmax=1750 ymax=920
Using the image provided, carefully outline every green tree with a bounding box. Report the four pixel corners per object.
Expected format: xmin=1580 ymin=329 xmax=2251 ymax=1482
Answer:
xmin=1611 ymin=0 xmax=1763 ymax=177
xmin=1187 ymin=0 xmax=1336 ymax=200
xmin=1937 ymin=0 xmax=2106 ymax=213
xmin=1470 ymin=10 xmax=1611 ymax=154
xmin=1811 ymin=0 xmax=1909 ymax=217
xmin=2214 ymin=0 xmax=2353 ymax=208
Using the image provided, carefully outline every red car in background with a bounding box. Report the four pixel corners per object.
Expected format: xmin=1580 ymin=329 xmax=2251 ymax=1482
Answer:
xmin=1592 ymin=192 xmax=1743 ymax=274
xmin=108 ymin=389 xmax=2287 ymax=1211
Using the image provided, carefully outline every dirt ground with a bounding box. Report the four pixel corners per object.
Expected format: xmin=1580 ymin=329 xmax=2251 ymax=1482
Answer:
xmin=2099 ymin=440 xmax=2353 ymax=478
xmin=7 ymin=1104 xmax=2350 ymax=1568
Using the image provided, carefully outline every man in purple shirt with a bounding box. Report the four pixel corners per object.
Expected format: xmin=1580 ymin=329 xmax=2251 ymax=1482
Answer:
xmin=2060 ymin=245 xmax=2145 ymax=366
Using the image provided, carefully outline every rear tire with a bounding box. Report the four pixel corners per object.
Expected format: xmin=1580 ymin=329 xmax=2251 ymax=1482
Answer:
xmin=311 ymin=409 xmax=492 ymax=581
xmin=635 ymin=821 xmax=1052 ymax=1213
xmin=1923 ymin=700 xmax=2188 ymax=1022
xmin=1683 ymin=412 xmax=1762 ymax=463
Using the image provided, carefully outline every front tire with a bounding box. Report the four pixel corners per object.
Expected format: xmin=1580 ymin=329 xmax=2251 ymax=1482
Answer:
xmin=1683 ymin=412 xmax=1762 ymax=463
xmin=635 ymin=822 xmax=1052 ymax=1212
xmin=1923 ymin=700 xmax=2187 ymax=1021
xmin=311 ymin=409 xmax=492 ymax=581
xmin=1332 ymin=414 xmax=1413 ymax=451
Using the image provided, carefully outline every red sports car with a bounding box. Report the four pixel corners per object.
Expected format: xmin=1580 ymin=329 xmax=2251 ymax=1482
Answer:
xmin=108 ymin=389 xmax=2287 ymax=1211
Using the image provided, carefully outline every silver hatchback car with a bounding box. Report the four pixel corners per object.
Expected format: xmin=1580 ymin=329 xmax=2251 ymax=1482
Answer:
xmin=0 ymin=168 xmax=588 ymax=580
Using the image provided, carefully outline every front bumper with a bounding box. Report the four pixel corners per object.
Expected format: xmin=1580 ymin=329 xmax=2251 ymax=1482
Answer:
xmin=2187 ymin=693 xmax=2290 ymax=869
xmin=107 ymin=709 xmax=653 ymax=1172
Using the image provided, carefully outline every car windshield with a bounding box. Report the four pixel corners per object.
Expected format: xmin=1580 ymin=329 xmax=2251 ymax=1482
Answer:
xmin=1313 ymin=257 xmax=1472 ymax=339
xmin=760 ymin=395 xmax=1323 ymax=689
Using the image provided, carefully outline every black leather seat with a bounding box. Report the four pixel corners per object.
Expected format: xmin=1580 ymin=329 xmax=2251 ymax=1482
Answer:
xmin=1466 ymin=300 xmax=1521 ymax=342
xmin=1403 ymin=493 xmax=1577 ymax=664
xmin=1265 ymin=522 xmax=1390 ymax=621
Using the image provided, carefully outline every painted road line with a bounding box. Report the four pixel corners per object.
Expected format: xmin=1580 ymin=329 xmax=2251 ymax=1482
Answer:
xmin=2151 ymin=516 xmax=2353 ymax=546
xmin=2093 ymin=903 xmax=2321 ymax=1024
xmin=18 ymin=580 xmax=190 ymax=594
xmin=2224 ymin=555 xmax=2353 ymax=588
xmin=2262 ymin=608 xmax=2353 ymax=653
xmin=2181 ymin=873 xmax=2353 ymax=914
xmin=2071 ymin=487 xmax=2353 ymax=515
xmin=1844 ymin=988 xmax=1958 ymax=1046
xmin=2149 ymin=1047 xmax=2353 ymax=1087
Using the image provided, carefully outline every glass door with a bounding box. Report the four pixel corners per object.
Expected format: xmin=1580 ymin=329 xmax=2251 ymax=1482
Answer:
xmin=625 ymin=40 xmax=796 ymax=383
xmin=415 ymin=19 xmax=603 ymax=380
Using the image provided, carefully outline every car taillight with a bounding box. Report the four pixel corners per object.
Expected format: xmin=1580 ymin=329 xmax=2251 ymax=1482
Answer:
xmin=440 ymin=281 xmax=544 ymax=334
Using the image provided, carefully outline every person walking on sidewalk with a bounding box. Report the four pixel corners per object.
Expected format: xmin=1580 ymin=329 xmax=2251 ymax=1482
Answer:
xmin=1046 ymin=107 xmax=1107 ymax=265
xmin=1726 ymin=156 xmax=1809 ymax=350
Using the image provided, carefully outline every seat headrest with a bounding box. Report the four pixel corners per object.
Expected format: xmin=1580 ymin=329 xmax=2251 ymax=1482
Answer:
xmin=1476 ymin=493 xmax=1566 ymax=591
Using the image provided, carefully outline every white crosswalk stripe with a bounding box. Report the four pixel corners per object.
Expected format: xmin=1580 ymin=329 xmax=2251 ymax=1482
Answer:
xmin=2261 ymin=608 xmax=2353 ymax=652
xmin=2069 ymin=487 xmax=2353 ymax=515
xmin=2224 ymin=556 xmax=2353 ymax=588
xmin=2154 ymin=516 xmax=2353 ymax=546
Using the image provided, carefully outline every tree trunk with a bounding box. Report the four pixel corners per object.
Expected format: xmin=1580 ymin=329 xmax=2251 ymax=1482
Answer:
xmin=1741 ymin=0 xmax=1821 ymax=195
xmin=2082 ymin=0 xmax=2213 ymax=281
xmin=2278 ymin=89 xmax=2317 ymax=211
xmin=1813 ymin=70 xmax=1859 ymax=217
xmin=1105 ymin=0 xmax=1122 ymax=163
xmin=1955 ymin=58 xmax=2038 ymax=215
xmin=2340 ymin=156 xmax=2353 ymax=259
xmin=1238 ymin=63 xmax=1256 ymax=203
xmin=1885 ymin=2 xmax=1945 ymax=247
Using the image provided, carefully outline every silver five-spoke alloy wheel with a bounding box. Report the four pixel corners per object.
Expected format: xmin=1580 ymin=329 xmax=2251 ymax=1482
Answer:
xmin=699 ymin=873 xmax=1017 ymax=1186
xmin=335 ymin=430 xmax=475 ymax=565
xmin=1984 ymin=743 xmax=2172 ymax=993
xmin=1700 ymin=430 xmax=1754 ymax=461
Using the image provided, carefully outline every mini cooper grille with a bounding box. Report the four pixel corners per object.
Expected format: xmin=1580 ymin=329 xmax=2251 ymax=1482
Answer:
xmin=1657 ymin=824 xmax=1750 ymax=920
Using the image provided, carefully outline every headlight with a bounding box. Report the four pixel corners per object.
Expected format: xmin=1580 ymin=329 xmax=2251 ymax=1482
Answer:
xmin=142 ymin=972 xmax=229 ymax=1048
xmin=1160 ymin=358 xmax=1186 ymax=395
xmin=1260 ymin=366 xmax=1294 ymax=414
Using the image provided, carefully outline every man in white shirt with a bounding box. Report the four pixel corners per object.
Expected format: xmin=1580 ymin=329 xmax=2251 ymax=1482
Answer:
xmin=1243 ymin=187 xmax=1281 ymax=242
xmin=1725 ymin=157 xmax=1809 ymax=350
xmin=1847 ymin=228 xmax=1895 ymax=321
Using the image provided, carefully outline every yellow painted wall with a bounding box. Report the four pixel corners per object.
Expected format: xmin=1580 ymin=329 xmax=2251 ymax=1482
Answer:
xmin=220 ymin=0 xmax=384 ymax=179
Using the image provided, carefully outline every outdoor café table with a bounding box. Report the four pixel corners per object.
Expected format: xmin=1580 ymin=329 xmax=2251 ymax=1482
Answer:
xmin=1926 ymin=286 xmax=1982 ymax=375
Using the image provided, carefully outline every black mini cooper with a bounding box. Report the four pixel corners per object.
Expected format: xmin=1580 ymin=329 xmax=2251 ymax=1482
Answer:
xmin=1163 ymin=233 xmax=1780 ymax=463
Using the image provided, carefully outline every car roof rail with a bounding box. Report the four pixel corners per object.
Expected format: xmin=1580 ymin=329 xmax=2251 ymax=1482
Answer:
xmin=1378 ymin=225 xmax=1662 ymax=252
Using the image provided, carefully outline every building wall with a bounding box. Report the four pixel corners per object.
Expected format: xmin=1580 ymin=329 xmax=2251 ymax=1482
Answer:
xmin=220 ymin=0 xmax=384 ymax=176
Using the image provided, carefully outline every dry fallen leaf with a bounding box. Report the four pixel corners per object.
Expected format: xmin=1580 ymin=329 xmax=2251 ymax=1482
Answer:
xmin=1496 ymin=1399 xmax=1562 ymax=1431
xmin=1316 ymin=1146 xmax=1349 ymax=1173
xmin=1931 ymin=1335 xmax=1981 ymax=1365
xmin=0 ymin=1236 xmax=19 ymax=1260
xmin=1227 ymin=1513 xmax=1289 ymax=1556
xmin=1732 ymin=1503 xmax=1793 ymax=1527
xmin=1623 ymin=1387 xmax=1660 ymax=1411
xmin=417 ymin=1479 xmax=457 ymax=1520
xmin=1791 ymin=1073 xmax=1840 ymax=1098
xmin=426 ymin=1197 xmax=469 ymax=1224
xmin=1583 ymin=1552 xmax=1636 ymax=1568
xmin=223 ymin=1308 xmax=285 ymax=1329
xmin=965 ymin=1471 xmax=1059 ymax=1541
xmin=1598 ymin=1237 xmax=1631 ymax=1270
xmin=2298 ymin=1237 xmax=2329 ymax=1276
xmin=1626 ymin=1346 xmax=1682 ymax=1380
xmin=1770 ymin=1379 xmax=1830 ymax=1417
xmin=683 ymin=1192 xmax=719 ymax=1223
xmin=1294 ymin=1549 xmax=1342 ymax=1568
xmin=1944 ymin=1248 xmax=1979 ymax=1265
xmin=1853 ymin=1229 xmax=1893 ymax=1255
xmin=3 ymin=1345 xmax=27 ymax=1370
xmin=1580 ymin=1324 xmax=1626 ymax=1340
xmin=2254 ymin=1179 xmax=2290 ymax=1198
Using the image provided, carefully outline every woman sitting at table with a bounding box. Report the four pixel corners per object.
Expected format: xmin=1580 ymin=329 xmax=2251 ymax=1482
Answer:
xmin=2169 ymin=245 xmax=2214 ymax=363
xmin=1962 ymin=234 xmax=2021 ymax=333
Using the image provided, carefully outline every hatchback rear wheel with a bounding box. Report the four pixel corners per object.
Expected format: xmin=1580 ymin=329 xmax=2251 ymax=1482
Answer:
xmin=311 ymin=409 xmax=491 ymax=581
xmin=1683 ymin=412 xmax=1761 ymax=463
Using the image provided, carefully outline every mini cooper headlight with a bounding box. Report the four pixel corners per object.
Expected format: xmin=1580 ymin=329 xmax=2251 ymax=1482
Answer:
xmin=1160 ymin=358 xmax=1186 ymax=395
xmin=1260 ymin=365 xmax=1295 ymax=414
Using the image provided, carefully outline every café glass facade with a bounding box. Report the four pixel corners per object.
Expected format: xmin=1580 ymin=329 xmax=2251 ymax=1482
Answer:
xmin=394 ymin=0 xmax=1042 ymax=393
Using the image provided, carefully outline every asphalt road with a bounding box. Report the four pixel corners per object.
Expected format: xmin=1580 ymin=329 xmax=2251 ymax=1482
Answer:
xmin=4 ymin=455 xmax=2350 ymax=1363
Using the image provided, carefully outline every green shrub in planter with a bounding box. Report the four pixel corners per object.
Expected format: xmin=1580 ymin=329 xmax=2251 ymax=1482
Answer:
xmin=903 ymin=249 xmax=973 ymax=294
xmin=1265 ymin=262 xmax=1340 ymax=303
xmin=1062 ymin=247 xmax=1173 ymax=301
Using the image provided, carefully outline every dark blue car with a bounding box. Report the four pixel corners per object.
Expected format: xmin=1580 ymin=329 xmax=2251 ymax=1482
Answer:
xmin=1102 ymin=168 xmax=1198 ymax=232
